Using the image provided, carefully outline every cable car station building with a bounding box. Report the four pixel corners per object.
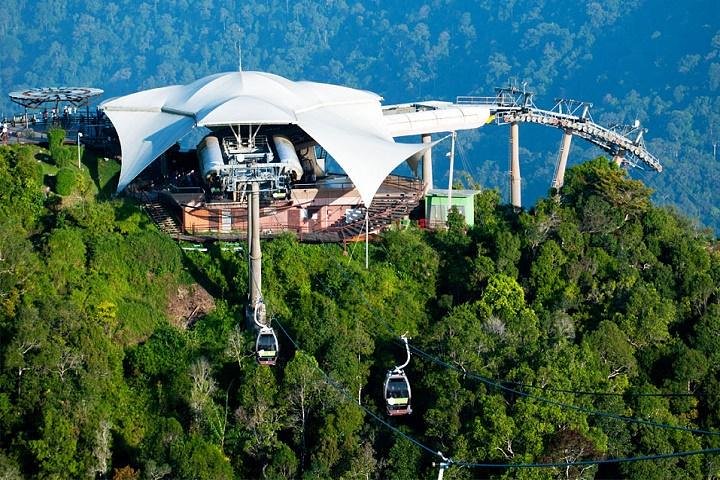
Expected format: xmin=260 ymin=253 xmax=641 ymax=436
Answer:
xmin=100 ymin=71 xmax=492 ymax=240
xmin=5 ymin=73 xmax=663 ymax=241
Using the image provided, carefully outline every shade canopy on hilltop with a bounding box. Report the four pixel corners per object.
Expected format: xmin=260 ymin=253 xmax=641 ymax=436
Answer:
xmin=101 ymin=71 xmax=441 ymax=206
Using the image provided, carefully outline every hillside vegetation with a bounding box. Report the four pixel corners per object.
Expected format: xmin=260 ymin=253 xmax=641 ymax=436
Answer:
xmin=0 ymin=142 xmax=719 ymax=479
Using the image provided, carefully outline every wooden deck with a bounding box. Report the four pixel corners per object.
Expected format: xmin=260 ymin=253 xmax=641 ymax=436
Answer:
xmin=141 ymin=175 xmax=423 ymax=243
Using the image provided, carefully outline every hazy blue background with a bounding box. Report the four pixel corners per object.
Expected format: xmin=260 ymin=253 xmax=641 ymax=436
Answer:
xmin=1 ymin=0 xmax=718 ymax=229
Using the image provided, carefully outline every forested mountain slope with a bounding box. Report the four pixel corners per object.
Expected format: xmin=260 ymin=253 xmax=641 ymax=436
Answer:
xmin=1 ymin=140 xmax=719 ymax=479
xmin=1 ymin=0 xmax=719 ymax=231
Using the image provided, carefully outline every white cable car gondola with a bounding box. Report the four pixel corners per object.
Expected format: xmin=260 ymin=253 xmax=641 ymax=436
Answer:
xmin=252 ymin=300 xmax=279 ymax=366
xmin=256 ymin=326 xmax=279 ymax=365
xmin=384 ymin=335 xmax=412 ymax=416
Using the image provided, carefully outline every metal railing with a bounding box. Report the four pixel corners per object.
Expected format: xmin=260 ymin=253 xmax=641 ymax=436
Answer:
xmin=456 ymin=96 xmax=501 ymax=105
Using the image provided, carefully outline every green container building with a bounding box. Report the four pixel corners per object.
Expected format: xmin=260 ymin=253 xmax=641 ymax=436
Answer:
xmin=424 ymin=188 xmax=480 ymax=228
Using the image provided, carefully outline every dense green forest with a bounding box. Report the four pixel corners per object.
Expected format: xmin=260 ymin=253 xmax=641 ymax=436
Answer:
xmin=1 ymin=137 xmax=720 ymax=479
xmin=1 ymin=0 xmax=719 ymax=231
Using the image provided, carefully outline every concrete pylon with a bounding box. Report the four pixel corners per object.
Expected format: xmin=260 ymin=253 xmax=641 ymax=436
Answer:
xmin=613 ymin=153 xmax=624 ymax=166
xmin=552 ymin=130 xmax=573 ymax=190
xmin=247 ymin=181 xmax=265 ymax=325
xmin=509 ymin=122 xmax=521 ymax=208
xmin=422 ymin=133 xmax=433 ymax=193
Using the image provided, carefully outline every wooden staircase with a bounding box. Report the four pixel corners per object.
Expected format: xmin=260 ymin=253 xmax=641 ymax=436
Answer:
xmin=144 ymin=202 xmax=182 ymax=235
xmin=329 ymin=190 xmax=421 ymax=240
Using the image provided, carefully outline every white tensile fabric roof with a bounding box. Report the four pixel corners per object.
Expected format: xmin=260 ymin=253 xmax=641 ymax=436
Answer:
xmin=101 ymin=71 xmax=434 ymax=206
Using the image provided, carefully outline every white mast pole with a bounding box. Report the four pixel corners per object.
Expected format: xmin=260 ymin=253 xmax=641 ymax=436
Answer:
xmin=447 ymin=131 xmax=456 ymax=222
xmin=365 ymin=208 xmax=369 ymax=269
xmin=237 ymin=42 xmax=242 ymax=72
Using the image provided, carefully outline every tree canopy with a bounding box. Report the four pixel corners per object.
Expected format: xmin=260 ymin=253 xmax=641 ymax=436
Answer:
xmin=0 ymin=145 xmax=719 ymax=479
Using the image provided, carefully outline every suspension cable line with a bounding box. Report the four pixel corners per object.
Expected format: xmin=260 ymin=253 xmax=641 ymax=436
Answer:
xmin=406 ymin=342 xmax=720 ymax=437
xmin=453 ymin=447 xmax=720 ymax=469
xmin=320 ymin=249 xmax=708 ymax=436
xmin=341 ymin=283 xmax=720 ymax=438
xmin=271 ymin=316 xmax=720 ymax=472
xmin=503 ymin=381 xmax=695 ymax=397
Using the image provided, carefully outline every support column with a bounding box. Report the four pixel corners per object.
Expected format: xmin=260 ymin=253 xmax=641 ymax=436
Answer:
xmin=613 ymin=153 xmax=624 ymax=166
xmin=160 ymin=153 xmax=168 ymax=180
xmin=246 ymin=191 xmax=252 ymax=299
xmin=250 ymin=182 xmax=262 ymax=306
xmin=434 ymin=454 xmax=450 ymax=480
xmin=365 ymin=208 xmax=369 ymax=270
xmin=509 ymin=122 xmax=521 ymax=208
xmin=447 ymin=131 xmax=456 ymax=215
xmin=422 ymin=133 xmax=433 ymax=193
xmin=247 ymin=181 xmax=264 ymax=325
xmin=552 ymin=130 xmax=573 ymax=190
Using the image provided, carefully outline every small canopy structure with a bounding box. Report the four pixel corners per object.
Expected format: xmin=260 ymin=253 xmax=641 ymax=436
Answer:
xmin=101 ymin=71 xmax=434 ymax=206
xmin=9 ymin=87 xmax=104 ymax=109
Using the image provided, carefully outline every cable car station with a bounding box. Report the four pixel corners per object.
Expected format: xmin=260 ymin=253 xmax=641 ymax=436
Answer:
xmin=5 ymin=71 xmax=663 ymax=377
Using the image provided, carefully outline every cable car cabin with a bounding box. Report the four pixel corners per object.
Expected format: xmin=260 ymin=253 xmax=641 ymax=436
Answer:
xmin=384 ymin=371 xmax=412 ymax=416
xmin=256 ymin=328 xmax=279 ymax=365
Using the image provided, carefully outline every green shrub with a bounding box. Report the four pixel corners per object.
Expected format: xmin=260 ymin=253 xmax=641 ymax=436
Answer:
xmin=55 ymin=167 xmax=76 ymax=195
xmin=117 ymin=299 xmax=158 ymax=345
xmin=47 ymin=128 xmax=65 ymax=150
xmin=47 ymin=128 xmax=80 ymax=168
xmin=14 ymin=147 xmax=43 ymax=185
xmin=47 ymin=127 xmax=65 ymax=160
xmin=53 ymin=147 xmax=76 ymax=168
